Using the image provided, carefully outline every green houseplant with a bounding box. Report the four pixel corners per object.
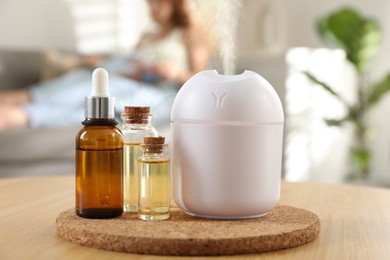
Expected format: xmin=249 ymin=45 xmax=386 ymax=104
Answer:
xmin=304 ymin=7 xmax=390 ymax=180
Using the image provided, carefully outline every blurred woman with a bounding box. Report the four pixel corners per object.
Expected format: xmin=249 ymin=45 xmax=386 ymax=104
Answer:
xmin=0 ymin=0 xmax=210 ymax=130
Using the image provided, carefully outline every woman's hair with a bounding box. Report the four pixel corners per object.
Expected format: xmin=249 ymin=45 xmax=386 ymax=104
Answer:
xmin=171 ymin=0 xmax=191 ymax=28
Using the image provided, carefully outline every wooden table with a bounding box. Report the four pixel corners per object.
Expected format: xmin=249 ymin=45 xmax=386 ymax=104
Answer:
xmin=1 ymin=175 xmax=390 ymax=259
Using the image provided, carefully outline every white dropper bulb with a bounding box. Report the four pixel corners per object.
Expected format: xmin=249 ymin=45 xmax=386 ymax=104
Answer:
xmin=91 ymin=68 xmax=109 ymax=97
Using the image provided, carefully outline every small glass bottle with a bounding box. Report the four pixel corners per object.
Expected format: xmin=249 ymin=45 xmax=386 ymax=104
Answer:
xmin=121 ymin=106 xmax=158 ymax=212
xmin=76 ymin=68 xmax=124 ymax=219
xmin=138 ymin=136 xmax=170 ymax=221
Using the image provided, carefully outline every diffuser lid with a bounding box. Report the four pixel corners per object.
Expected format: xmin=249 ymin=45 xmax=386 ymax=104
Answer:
xmin=171 ymin=70 xmax=284 ymax=123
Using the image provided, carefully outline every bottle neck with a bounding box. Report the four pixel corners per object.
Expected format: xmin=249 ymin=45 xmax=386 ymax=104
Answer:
xmin=82 ymin=118 xmax=118 ymax=126
xmin=84 ymin=96 xmax=115 ymax=119
xmin=121 ymin=115 xmax=153 ymax=127
xmin=142 ymin=144 xmax=168 ymax=157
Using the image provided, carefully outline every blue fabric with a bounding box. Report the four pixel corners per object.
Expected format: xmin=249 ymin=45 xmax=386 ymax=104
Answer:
xmin=24 ymin=60 xmax=179 ymax=128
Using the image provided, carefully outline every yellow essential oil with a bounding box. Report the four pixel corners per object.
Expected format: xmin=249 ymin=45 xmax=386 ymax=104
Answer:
xmin=138 ymin=136 xmax=170 ymax=221
xmin=123 ymin=142 xmax=141 ymax=212
xmin=120 ymin=106 xmax=158 ymax=212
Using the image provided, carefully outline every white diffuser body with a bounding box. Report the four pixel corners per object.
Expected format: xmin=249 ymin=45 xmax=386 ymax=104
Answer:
xmin=171 ymin=70 xmax=284 ymax=219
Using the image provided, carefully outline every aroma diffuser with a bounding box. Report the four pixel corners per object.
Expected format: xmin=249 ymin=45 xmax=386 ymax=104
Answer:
xmin=171 ymin=70 xmax=284 ymax=219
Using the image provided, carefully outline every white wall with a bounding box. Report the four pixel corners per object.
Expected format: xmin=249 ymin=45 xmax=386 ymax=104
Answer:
xmin=0 ymin=0 xmax=149 ymax=53
xmin=0 ymin=0 xmax=76 ymax=51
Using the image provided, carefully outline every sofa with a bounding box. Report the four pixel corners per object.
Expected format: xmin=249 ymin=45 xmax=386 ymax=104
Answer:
xmin=0 ymin=50 xmax=76 ymax=177
xmin=0 ymin=49 xmax=172 ymax=177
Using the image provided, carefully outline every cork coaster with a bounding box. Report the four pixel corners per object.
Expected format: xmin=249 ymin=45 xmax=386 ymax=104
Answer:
xmin=56 ymin=205 xmax=320 ymax=256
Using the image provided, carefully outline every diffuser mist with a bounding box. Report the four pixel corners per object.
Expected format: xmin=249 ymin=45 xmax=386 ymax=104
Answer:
xmin=171 ymin=70 xmax=284 ymax=219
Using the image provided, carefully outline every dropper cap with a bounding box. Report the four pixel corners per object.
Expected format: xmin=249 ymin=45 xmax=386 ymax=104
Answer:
xmin=84 ymin=68 xmax=115 ymax=119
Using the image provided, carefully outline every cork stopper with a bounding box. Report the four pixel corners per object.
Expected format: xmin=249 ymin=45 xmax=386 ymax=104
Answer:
xmin=144 ymin=136 xmax=165 ymax=153
xmin=122 ymin=106 xmax=150 ymax=124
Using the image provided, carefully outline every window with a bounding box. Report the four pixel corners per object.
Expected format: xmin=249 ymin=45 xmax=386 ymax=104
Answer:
xmin=64 ymin=0 xmax=150 ymax=54
xmin=285 ymin=47 xmax=356 ymax=182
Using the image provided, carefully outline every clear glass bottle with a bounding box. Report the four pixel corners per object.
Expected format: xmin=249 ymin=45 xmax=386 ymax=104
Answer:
xmin=76 ymin=68 xmax=123 ymax=219
xmin=121 ymin=106 xmax=158 ymax=212
xmin=138 ymin=136 xmax=170 ymax=221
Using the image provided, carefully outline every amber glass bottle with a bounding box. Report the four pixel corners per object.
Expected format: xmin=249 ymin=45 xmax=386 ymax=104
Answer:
xmin=76 ymin=119 xmax=124 ymax=218
xmin=75 ymin=68 xmax=124 ymax=219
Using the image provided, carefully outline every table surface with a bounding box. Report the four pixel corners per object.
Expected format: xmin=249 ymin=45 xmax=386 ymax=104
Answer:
xmin=1 ymin=175 xmax=390 ymax=259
